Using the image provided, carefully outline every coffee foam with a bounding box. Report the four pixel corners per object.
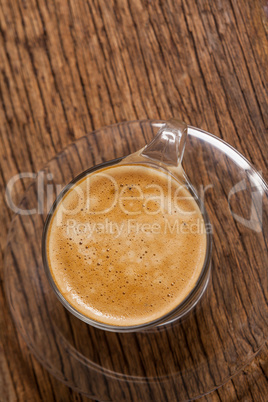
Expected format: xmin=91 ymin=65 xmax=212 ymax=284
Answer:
xmin=47 ymin=164 xmax=207 ymax=326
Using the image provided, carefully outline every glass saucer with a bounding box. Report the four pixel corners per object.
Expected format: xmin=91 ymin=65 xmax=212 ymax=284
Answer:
xmin=4 ymin=120 xmax=267 ymax=401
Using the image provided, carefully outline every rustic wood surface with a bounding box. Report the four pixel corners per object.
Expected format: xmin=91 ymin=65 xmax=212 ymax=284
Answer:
xmin=0 ymin=0 xmax=267 ymax=401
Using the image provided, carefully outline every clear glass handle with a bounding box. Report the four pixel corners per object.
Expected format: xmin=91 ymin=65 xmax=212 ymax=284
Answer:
xmin=141 ymin=118 xmax=187 ymax=167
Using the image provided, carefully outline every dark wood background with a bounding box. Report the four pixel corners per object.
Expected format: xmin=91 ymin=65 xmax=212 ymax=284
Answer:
xmin=0 ymin=0 xmax=267 ymax=400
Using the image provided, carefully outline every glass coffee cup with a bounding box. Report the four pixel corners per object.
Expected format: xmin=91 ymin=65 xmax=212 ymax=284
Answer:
xmin=42 ymin=119 xmax=212 ymax=332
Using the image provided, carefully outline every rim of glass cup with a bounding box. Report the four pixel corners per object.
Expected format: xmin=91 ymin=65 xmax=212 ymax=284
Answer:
xmin=42 ymin=152 xmax=213 ymax=333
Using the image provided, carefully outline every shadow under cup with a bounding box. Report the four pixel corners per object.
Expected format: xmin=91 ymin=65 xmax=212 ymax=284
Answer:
xmin=42 ymin=158 xmax=212 ymax=333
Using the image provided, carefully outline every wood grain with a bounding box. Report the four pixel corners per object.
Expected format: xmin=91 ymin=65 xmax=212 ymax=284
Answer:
xmin=0 ymin=0 xmax=267 ymax=401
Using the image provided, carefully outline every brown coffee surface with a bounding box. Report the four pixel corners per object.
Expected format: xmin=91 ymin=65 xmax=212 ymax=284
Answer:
xmin=47 ymin=164 xmax=207 ymax=326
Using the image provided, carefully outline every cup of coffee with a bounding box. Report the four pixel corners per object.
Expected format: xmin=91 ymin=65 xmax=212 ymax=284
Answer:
xmin=42 ymin=119 xmax=212 ymax=332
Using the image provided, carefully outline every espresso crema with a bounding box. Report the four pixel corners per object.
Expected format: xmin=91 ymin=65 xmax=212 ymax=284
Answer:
xmin=46 ymin=164 xmax=207 ymax=326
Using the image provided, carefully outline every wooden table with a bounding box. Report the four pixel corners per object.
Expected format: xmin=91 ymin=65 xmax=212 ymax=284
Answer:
xmin=0 ymin=0 xmax=267 ymax=400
